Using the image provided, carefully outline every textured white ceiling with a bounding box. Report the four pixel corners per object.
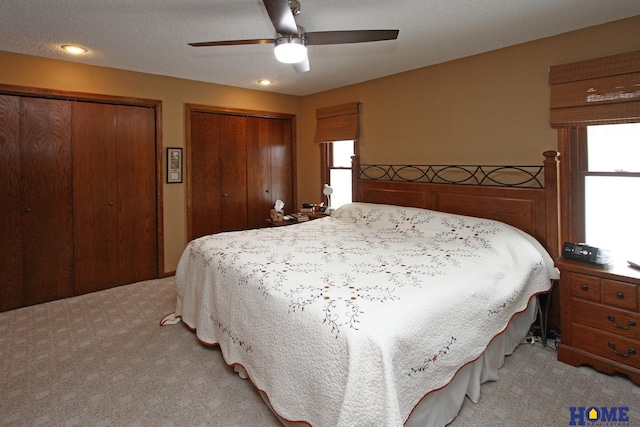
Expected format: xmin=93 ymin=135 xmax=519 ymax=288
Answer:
xmin=1 ymin=0 xmax=640 ymax=96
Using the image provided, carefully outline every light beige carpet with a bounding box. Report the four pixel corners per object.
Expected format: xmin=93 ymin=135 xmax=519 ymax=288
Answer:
xmin=1 ymin=277 xmax=638 ymax=426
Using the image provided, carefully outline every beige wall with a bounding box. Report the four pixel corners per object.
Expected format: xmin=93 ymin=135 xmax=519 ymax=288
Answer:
xmin=2 ymin=15 xmax=639 ymax=272
xmin=296 ymin=15 xmax=640 ymax=202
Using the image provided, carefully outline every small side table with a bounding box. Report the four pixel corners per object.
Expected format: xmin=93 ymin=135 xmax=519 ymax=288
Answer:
xmin=556 ymin=258 xmax=640 ymax=385
xmin=266 ymin=218 xmax=297 ymax=227
xmin=266 ymin=212 xmax=328 ymax=227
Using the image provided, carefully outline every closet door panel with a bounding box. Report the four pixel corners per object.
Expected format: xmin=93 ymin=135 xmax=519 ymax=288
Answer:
xmin=73 ymin=102 xmax=157 ymax=293
xmin=220 ymin=114 xmax=247 ymax=232
xmin=246 ymin=116 xmax=272 ymax=229
xmin=269 ymin=118 xmax=294 ymax=214
xmin=1 ymin=92 xmax=159 ymax=310
xmin=116 ymin=105 xmax=157 ymax=284
xmin=190 ymin=111 xmax=222 ymax=239
xmin=72 ymin=102 xmax=119 ymax=294
xmin=189 ymin=109 xmax=293 ymax=238
xmin=20 ymin=97 xmax=74 ymax=304
xmin=246 ymin=117 xmax=294 ymax=228
xmin=0 ymin=95 xmax=23 ymax=311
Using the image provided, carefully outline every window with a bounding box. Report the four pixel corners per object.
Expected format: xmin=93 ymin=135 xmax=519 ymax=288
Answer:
xmin=562 ymin=123 xmax=640 ymax=262
xmin=321 ymin=140 xmax=355 ymax=210
xmin=315 ymin=102 xmax=360 ymax=210
xmin=551 ymin=49 xmax=640 ymax=263
xmin=583 ymin=123 xmax=640 ymax=261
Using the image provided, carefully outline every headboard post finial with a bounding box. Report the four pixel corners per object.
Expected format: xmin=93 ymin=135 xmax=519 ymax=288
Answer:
xmin=543 ymin=150 xmax=560 ymax=162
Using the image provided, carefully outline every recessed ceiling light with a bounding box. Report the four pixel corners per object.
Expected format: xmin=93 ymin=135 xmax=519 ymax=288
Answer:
xmin=257 ymin=79 xmax=273 ymax=86
xmin=61 ymin=45 xmax=88 ymax=55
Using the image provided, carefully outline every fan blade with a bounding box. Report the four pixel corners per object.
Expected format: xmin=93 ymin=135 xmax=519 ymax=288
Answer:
xmin=292 ymin=56 xmax=310 ymax=73
xmin=189 ymin=39 xmax=276 ymax=47
xmin=263 ymin=0 xmax=298 ymax=35
xmin=305 ymin=29 xmax=399 ymax=45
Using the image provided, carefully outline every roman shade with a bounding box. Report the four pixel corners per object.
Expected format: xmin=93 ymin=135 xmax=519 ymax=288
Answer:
xmin=549 ymin=50 xmax=640 ymax=127
xmin=314 ymin=102 xmax=360 ymax=143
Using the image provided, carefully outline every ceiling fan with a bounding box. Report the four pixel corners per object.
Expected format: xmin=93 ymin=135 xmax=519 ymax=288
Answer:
xmin=189 ymin=0 xmax=399 ymax=73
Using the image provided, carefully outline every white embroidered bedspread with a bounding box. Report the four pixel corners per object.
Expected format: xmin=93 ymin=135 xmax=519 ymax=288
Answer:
xmin=174 ymin=203 xmax=558 ymax=426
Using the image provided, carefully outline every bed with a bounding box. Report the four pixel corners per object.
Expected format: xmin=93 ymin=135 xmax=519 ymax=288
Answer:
xmin=162 ymin=151 xmax=561 ymax=426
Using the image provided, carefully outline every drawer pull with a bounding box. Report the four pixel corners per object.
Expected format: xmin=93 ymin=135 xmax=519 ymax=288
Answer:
xmin=581 ymin=284 xmax=589 ymax=291
xmin=607 ymin=315 xmax=637 ymax=330
xmin=616 ymin=291 xmax=624 ymax=299
xmin=608 ymin=342 xmax=637 ymax=358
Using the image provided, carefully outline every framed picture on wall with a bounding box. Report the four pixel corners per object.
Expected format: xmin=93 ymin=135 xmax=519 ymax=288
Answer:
xmin=166 ymin=147 xmax=183 ymax=183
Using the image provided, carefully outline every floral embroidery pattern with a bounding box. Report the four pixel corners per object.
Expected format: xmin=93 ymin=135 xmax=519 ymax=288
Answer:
xmin=212 ymin=317 xmax=253 ymax=353
xmin=488 ymin=289 xmax=519 ymax=316
xmin=407 ymin=336 xmax=458 ymax=376
xmin=287 ymin=272 xmax=399 ymax=338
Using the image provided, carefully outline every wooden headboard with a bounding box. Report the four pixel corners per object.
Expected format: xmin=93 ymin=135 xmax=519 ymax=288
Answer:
xmin=352 ymin=151 xmax=561 ymax=259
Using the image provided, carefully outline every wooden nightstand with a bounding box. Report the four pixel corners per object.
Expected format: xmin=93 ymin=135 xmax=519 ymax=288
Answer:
xmin=556 ymin=258 xmax=640 ymax=385
xmin=266 ymin=219 xmax=297 ymax=227
xmin=307 ymin=212 xmax=331 ymax=220
xmin=266 ymin=212 xmax=327 ymax=227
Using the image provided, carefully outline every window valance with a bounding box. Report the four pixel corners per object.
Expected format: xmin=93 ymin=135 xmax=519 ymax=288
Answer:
xmin=314 ymin=102 xmax=360 ymax=143
xmin=549 ymin=50 xmax=640 ymax=127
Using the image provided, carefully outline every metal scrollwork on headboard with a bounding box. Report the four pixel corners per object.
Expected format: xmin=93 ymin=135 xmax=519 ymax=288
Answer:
xmin=358 ymin=164 xmax=545 ymax=188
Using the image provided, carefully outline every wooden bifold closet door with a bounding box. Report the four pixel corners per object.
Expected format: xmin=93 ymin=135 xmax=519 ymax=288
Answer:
xmin=190 ymin=112 xmax=248 ymax=238
xmin=189 ymin=109 xmax=295 ymax=241
xmin=0 ymin=95 xmax=74 ymax=311
xmin=72 ymin=102 xmax=157 ymax=295
xmin=246 ymin=116 xmax=293 ymax=229
xmin=0 ymin=93 xmax=158 ymax=311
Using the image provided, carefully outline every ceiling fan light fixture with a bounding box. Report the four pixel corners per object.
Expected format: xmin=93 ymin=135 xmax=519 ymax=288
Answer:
xmin=274 ymin=36 xmax=307 ymax=64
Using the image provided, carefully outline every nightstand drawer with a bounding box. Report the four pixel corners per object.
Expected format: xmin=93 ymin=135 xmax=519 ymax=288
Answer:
xmin=602 ymin=279 xmax=638 ymax=311
xmin=557 ymin=258 xmax=640 ymax=384
xmin=573 ymin=324 xmax=640 ymax=369
xmin=568 ymin=272 xmax=601 ymax=302
xmin=571 ymin=299 xmax=640 ymax=341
